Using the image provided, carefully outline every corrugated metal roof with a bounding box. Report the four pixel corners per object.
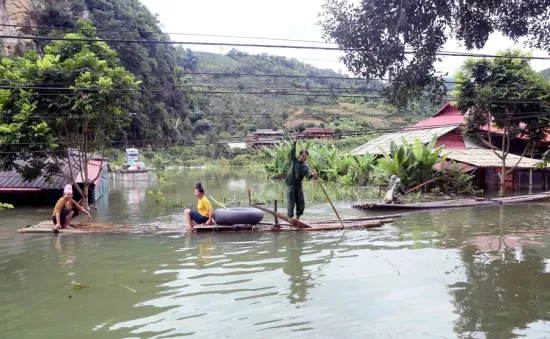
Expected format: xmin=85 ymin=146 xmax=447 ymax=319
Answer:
xmin=0 ymin=163 xmax=76 ymax=190
xmin=407 ymin=103 xmax=466 ymax=129
xmin=350 ymin=126 xmax=457 ymax=156
xmin=253 ymin=129 xmax=284 ymax=134
xmin=434 ymin=131 xmax=467 ymax=150
xmin=433 ymin=160 xmax=477 ymax=173
xmin=445 ymin=149 xmax=543 ymax=169
xmin=303 ymin=128 xmax=334 ymax=133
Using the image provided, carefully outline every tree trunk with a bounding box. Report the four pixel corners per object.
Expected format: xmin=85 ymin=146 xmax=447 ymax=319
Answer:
xmin=500 ymin=158 xmax=506 ymax=197
xmin=82 ymin=183 xmax=89 ymax=210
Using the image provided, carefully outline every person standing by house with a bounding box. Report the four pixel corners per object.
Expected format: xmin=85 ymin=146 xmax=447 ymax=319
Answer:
xmin=52 ymin=184 xmax=92 ymax=229
xmin=285 ymin=137 xmax=318 ymax=220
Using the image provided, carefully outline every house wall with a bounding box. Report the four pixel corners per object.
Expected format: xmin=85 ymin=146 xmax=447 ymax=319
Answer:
xmin=516 ymin=170 xmax=547 ymax=189
xmin=0 ymin=189 xmax=63 ymax=207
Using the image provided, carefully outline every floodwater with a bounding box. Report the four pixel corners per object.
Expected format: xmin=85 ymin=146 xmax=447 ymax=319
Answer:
xmin=2 ymin=170 xmax=550 ymax=338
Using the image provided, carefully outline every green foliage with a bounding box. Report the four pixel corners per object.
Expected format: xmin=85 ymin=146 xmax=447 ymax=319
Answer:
xmin=151 ymin=153 xmax=170 ymax=183
xmin=34 ymin=0 xmax=189 ymax=145
xmin=70 ymin=282 xmax=90 ymax=290
xmin=437 ymin=163 xmax=484 ymax=196
xmin=377 ymin=136 xmax=446 ymax=187
xmin=148 ymin=189 xmax=165 ymax=205
xmin=0 ymin=20 xmax=139 ymax=197
xmin=320 ymin=0 xmax=550 ymax=107
xmin=263 ymin=140 xmax=376 ymax=185
xmin=454 ymin=50 xmax=550 ymax=146
xmin=172 ymin=201 xmax=186 ymax=208
xmin=0 ymin=203 xmax=14 ymax=211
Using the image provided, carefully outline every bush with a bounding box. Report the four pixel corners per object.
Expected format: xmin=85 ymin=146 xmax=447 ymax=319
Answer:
xmin=436 ymin=163 xmax=483 ymax=196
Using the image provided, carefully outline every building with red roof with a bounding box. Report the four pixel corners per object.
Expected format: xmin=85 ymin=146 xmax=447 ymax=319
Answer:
xmin=351 ymin=102 xmax=549 ymax=192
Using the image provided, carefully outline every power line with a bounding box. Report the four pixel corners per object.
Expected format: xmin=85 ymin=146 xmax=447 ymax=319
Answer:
xmin=0 ymin=68 xmax=544 ymax=91
xmin=3 ymin=33 xmax=550 ymax=60
xmin=0 ymin=23 xmax=338 ymax=45
xmin=0 ymin=86 xmax=549 ymax=104
xmin=3 ymin=23 xmax=549 ymax=62
xmin=4 ymin=121 xmax=547 ymax=148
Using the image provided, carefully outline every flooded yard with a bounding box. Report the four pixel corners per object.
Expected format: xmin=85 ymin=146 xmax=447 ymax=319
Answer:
xmin=2 ymin=170 xmax=550 ymax=338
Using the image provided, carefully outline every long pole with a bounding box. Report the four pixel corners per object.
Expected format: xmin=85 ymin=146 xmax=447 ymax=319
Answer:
xmin=404 ymin=178 xmax=438 ymax=194
xmin=292 ymin=127 xmax=344 ymax=228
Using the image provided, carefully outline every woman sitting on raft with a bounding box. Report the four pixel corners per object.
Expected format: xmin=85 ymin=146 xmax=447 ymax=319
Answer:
xmin=184 ymin=183 xmax=213 ymax=229
xmin=52 ymin=185 xmax=92 ymax=229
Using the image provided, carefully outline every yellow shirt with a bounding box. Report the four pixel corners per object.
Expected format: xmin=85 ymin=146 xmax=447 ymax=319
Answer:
xmin=197 ymin=196 xmax=212 ymax=218
xmin=52 ymin=197 xmax=83 ymax=216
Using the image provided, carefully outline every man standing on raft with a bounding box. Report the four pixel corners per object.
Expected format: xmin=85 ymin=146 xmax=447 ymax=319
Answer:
xmin=285 ymin=137 xmax=317 ymax=220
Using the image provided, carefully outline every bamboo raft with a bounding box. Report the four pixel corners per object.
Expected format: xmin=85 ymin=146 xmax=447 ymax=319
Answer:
xmin=17 ymin=218 xmax=394 ymax=235
xmin=352 ymin=191 xmax=550 ymax=211
xmin=17 ymin=199 xmax=397 ymax=235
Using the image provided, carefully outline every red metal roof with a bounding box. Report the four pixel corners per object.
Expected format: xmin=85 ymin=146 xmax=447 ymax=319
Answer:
xmin=433 ymin=160 xmax=477 ymax=173
xmin=303 ymin=127 xmax=334 ymax=133
xmin=434 ymin=130 xmax=467 ymax=150
xmin=480 ymin=123 xmax=550 ymax=143
xmin=75 ymin=160 xmax=103 ymax=185
xmin=407 ymin=102 xmax=466 ymax=129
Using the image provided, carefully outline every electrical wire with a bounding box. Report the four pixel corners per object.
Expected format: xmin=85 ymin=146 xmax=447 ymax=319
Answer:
xmin=2 ymin=23 xmax=550 ymax=62
xmin=2 ymin=33 xmax=550 ymax=60
xmin=4 ymin=120 xmax=550 ymax=148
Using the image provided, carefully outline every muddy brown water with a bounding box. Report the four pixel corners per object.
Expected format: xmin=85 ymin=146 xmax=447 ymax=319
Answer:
xmin=2 ymin=169 xmax=550 ymax=338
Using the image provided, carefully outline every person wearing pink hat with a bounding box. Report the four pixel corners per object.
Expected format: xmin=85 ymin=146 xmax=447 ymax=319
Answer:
xmin=51 ymin=184 xmax=92 ymax=229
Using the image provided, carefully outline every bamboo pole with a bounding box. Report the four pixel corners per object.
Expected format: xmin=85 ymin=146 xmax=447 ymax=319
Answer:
xmin=405 ymin=178 xmax=438 ymax=194
xmin=209 ymin=196 xmax=228 ymax=209
xmin=315 ymin=178 xmax=344 ymax=227
xmin=292 ymin=126 xmax=344 ymax=228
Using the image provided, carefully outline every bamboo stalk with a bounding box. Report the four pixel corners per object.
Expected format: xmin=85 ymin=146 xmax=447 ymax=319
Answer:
xmin=209 ymin=196 xmax=228 ymax=209
xmin=316 ymin=178 xmax=345 ymax=228
xmin=292 ymin=127 xmax=344 ymax=228
xmin=405 ymin=178 xmax=438 ymax=194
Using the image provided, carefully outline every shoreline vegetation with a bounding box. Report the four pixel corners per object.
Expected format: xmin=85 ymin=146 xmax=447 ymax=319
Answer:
xmin=136 ymin=137 xmax=482 ymax=206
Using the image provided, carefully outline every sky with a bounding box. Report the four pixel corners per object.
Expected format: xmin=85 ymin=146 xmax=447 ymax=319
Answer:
xmin=139 ymin=0 xmax=550 ymax=75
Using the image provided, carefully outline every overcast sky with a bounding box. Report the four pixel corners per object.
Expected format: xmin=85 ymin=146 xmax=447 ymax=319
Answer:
xmin=139 ymin=0 xmax=550 ymax=75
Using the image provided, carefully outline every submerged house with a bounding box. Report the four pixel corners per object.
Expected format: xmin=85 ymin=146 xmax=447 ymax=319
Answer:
xmin=351 ymin=102 xmax=549 ymax=192
xmin=0 ymin=158 xmax=110 ymax=207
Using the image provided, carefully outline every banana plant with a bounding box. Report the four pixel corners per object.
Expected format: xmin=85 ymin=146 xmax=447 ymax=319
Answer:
xmin=377 ymin=136 xmax=447 ymax=187
xmin=347 ymin=154 xmax=376 ymax=186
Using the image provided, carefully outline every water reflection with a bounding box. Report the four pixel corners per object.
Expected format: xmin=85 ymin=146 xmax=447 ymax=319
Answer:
xmin=282 ymin=233 xmax=312 ymax=304
xmin=450 ymin=246 xmax=550 ymax=338
xmin=3 ymin=170 xmax=550 ymax=338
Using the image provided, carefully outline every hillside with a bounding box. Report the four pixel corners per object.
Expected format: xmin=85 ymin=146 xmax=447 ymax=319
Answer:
xmin=541 ymin=68 xmax=550 ymax=80
xmin=0 ymin=0 xmax=437 ymax=147
xmin=190 ymin=50 xmax=429 ymax=137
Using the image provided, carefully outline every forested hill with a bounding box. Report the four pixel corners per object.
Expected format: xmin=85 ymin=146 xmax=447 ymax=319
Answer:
xmin=184 ymin=49 xmax=396 ymax=138
xmin=2 ymin=0 xmax=432 ymax=147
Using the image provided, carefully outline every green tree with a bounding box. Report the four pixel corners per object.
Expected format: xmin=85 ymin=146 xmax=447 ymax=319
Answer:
xmin=453 ymin=50 xmax=550 ymax=196
xmin=34 ymin=0 xmax=188 ymax=145
xmin=0 ymin=20 xmax=140 ymax=208
xmin=320 ymin=0 xmax=550 ymax=107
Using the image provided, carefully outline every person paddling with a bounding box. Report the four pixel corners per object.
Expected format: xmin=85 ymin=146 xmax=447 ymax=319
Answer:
xmin=52 ymin=184 xmax=92 ymax=229
xmin=285 ymin=137 xmax=318 ymax=220
xmin=184 ymin=183 xmax=214 ymax=229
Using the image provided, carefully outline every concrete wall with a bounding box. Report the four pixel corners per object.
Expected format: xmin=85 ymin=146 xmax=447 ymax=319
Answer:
xmin=113 ymin=170 xmax=149 ymax=182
